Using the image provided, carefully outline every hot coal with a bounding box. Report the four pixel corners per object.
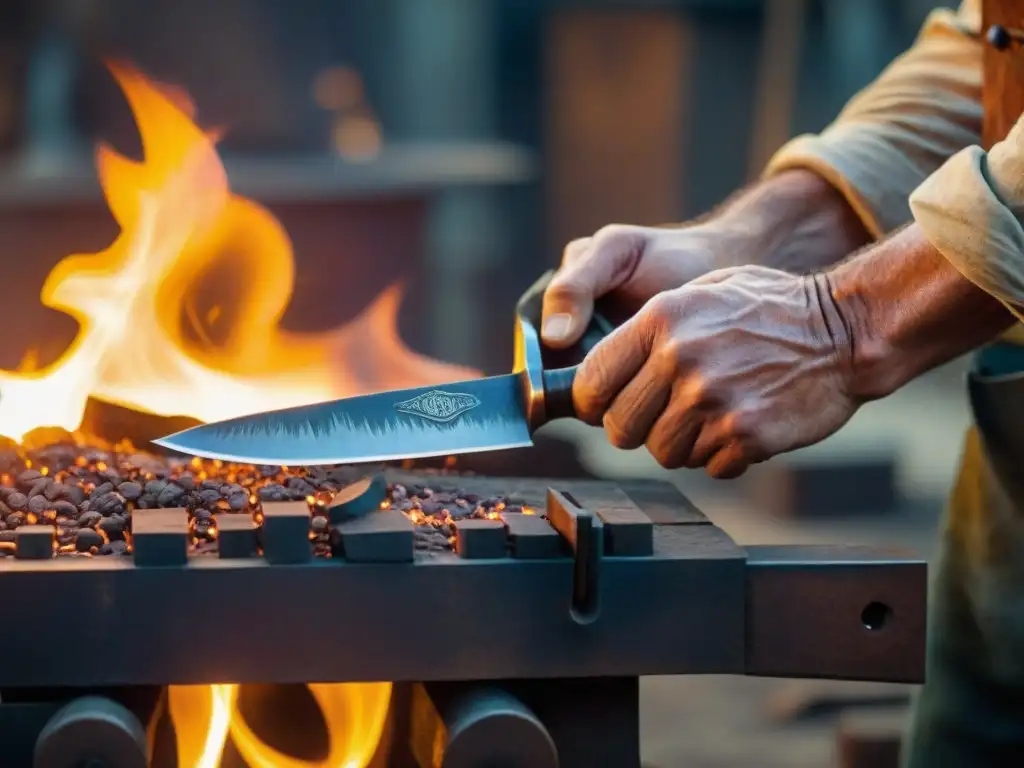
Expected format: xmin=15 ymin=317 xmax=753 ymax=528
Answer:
xmin=0 ymin=437 xmax=532 ymax=558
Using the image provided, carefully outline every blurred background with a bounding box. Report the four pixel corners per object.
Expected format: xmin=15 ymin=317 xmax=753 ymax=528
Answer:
xmin=0 ymin=1 xmax=965 ymax=766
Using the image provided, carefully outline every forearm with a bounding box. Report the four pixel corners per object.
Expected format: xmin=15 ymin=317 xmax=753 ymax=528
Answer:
xmin=703 ymin=1 xmax=980 ymax=277
xmin=678 ymin=2 xmax=980 ymax=282
xmin=764 ymin=3 xmax=981 ymax=237
xmin=826 ymin=224 xmax=1015 ymax=401
xmin=707 ymin=169 xmax=871 ymax=274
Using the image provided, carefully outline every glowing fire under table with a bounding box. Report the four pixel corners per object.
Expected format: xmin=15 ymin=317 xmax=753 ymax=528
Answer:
xmin=0 ymin=462 xmax=926 ymax=768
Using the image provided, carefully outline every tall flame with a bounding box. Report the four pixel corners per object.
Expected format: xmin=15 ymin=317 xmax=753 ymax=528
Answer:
xmin=0 ymin=62 xmax=476 ymax=443
xmin=0 ymin=63 xmax=478 ymax=764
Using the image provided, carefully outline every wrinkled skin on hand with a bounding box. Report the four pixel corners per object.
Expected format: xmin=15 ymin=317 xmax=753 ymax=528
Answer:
xmin=573 ymin=265 xmax=860 ymax=478
xmin=539 ymin=171 xmax=871 ymax=349
xmin=540 ymin=223 xmax=737 ymax=347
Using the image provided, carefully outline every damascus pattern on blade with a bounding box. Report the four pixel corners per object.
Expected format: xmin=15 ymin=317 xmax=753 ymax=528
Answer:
xmin=392 ymin=390 xmax=482 ymax=423
xmin=153 ymin=374 xmax=533 ymax=465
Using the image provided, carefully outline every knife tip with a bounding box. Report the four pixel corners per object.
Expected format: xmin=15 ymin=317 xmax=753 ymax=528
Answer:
xmin=150 ymin=435 xmax=184 ymax=454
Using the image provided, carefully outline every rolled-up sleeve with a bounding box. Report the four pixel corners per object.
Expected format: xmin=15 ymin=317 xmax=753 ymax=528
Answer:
xmin=910 ymin=71 xmax=1024 ymax=317
xmin=765 ymin=1 xmax=982 ymax=239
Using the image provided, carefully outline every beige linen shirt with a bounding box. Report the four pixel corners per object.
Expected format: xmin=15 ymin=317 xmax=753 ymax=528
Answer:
xmin=765 ymin=1 xmax=1024 ymax=341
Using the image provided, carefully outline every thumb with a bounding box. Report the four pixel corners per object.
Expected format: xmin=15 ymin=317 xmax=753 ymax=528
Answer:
xmin=542 ymin=225 xmax=648 ymax=348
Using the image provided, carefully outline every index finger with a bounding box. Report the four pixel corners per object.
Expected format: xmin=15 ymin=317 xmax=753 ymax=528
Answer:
xmin=572 ymin=310 xmax=656 ymax=424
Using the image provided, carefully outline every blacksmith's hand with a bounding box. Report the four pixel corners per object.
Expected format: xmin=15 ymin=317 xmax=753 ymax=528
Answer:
xmin=540 ymin=224 xmax=743 ymax=348
xmin=573 ymin=265 xmax=860 ymax=478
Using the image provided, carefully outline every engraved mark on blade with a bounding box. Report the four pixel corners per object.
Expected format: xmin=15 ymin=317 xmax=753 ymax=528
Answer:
xmin=393 ymin=390 xmax=482 ymax=423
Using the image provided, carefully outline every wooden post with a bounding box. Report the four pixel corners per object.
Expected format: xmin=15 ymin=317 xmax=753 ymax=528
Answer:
xmin=982 ymin=0 xmax=1024 ymax=148
xmin=546 ymin=10 xmax=690 ymax=249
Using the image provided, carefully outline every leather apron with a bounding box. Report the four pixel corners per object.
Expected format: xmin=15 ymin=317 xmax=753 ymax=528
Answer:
xmin=902 ymin=2 xmax=1024 ymax=765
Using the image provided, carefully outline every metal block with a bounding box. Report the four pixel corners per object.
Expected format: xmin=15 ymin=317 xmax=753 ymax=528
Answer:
xmin=131 ymin=509 xmax=188 ymax=567
xmin=332 ymin=510 xmax=414 ymax=563
xmin=326 ymin=473 xmax=388 ymax=525
xmin=837 ymin=707 xmax=907 ymax=768
xmin=547 ymin=489 xmax=603 ymax=623
xmin=15 ymin=525 xmax=54 ymax=560
xmin=454 ymin=519 xmax=507 ymax=560
xmin=744 ymin=545 xmax=927 ymax=683
xmin=504 ymin=514 xmax=563 ymax=559
xmin=750 ymin=456 xmax=898 ymax=518
xmin=582 ymin=489 xmax=653 ymax=557
xmin=261 ymin=502 xmax=312 ymax=565
xmin=215 ymin=514 xmax=257 ymax=560
xmin=611 ymin=480 xmax=708 ymax=526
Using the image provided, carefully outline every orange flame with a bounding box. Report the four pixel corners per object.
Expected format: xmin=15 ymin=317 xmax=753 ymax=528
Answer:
xmin=0 ymin=62 xmax=477 ymax=764
xmin=168 ymin=683 xmax=392 ymax=768
xmin=0 ymin=61 xmax=476 ymax=442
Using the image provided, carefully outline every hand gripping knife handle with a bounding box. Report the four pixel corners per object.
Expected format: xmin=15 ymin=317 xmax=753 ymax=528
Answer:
xmin=514 ymin=270 xmax=617 ymax=426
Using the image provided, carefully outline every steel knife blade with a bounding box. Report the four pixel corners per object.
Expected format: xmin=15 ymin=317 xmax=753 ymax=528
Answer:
xmin=152 ymin=270 xmax=614 ymax=465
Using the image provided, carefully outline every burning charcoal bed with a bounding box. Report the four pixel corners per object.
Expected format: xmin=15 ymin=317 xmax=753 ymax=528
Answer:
xmin=0 ymin=437 xmax=574 ymax=561
xmin=0 ymin=436 xmax=927 ymax=768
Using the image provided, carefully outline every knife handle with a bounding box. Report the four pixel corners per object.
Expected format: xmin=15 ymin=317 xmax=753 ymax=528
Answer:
xmin=517 ymin=269 xmax=617 ymax=423
xmin=515 ymin=269 xmax=617 ymax=369
xmin=539 ymin=297 xmax=616 ymax=423
xmin=542 ymin=367 xmax=585 ymax=422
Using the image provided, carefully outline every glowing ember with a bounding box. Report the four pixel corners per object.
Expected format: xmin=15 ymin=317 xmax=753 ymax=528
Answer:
xmin=0 ymin=62 xmax=480 ymax=767
xmin=0 ymin=443 xmax=526 ymax=558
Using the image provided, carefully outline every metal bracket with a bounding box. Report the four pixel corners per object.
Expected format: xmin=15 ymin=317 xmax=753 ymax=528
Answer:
xmin=546 ymin=488 xmax=603 ymax=625
xmin=744 ymin=545 xmax=927 ymax=683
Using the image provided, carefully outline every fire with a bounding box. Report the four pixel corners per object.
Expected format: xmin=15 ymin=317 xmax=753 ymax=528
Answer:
xmin=0 ymin=61 xmax=476 ymax=443
xmin=0 ymin=62 xmax=477 ymax=764
xmin=169 ymin=683 xmax=392 ymax=768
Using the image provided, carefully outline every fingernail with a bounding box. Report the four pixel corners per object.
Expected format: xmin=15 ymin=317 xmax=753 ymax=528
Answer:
xmin=543 ymin=313 xmax=574 ymax=342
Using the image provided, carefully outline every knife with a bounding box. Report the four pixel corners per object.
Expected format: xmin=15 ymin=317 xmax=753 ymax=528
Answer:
xmin=152 ymin=270 xmax=616 ymax=465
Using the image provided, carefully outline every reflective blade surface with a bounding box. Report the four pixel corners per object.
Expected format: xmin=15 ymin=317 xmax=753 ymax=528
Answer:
xmin=152 ymin=374 xmax=532 ymax=466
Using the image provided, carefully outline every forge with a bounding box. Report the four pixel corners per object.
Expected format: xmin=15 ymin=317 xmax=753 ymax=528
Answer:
xmin=0 ymin=60 xmax=926 ymax=767
xmin=0 ymin=442 xmax=927 ymax=768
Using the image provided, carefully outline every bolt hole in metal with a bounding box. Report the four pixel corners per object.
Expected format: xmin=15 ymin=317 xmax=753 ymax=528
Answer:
xmin=861 ymin=601 xmax=892 ymax=632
